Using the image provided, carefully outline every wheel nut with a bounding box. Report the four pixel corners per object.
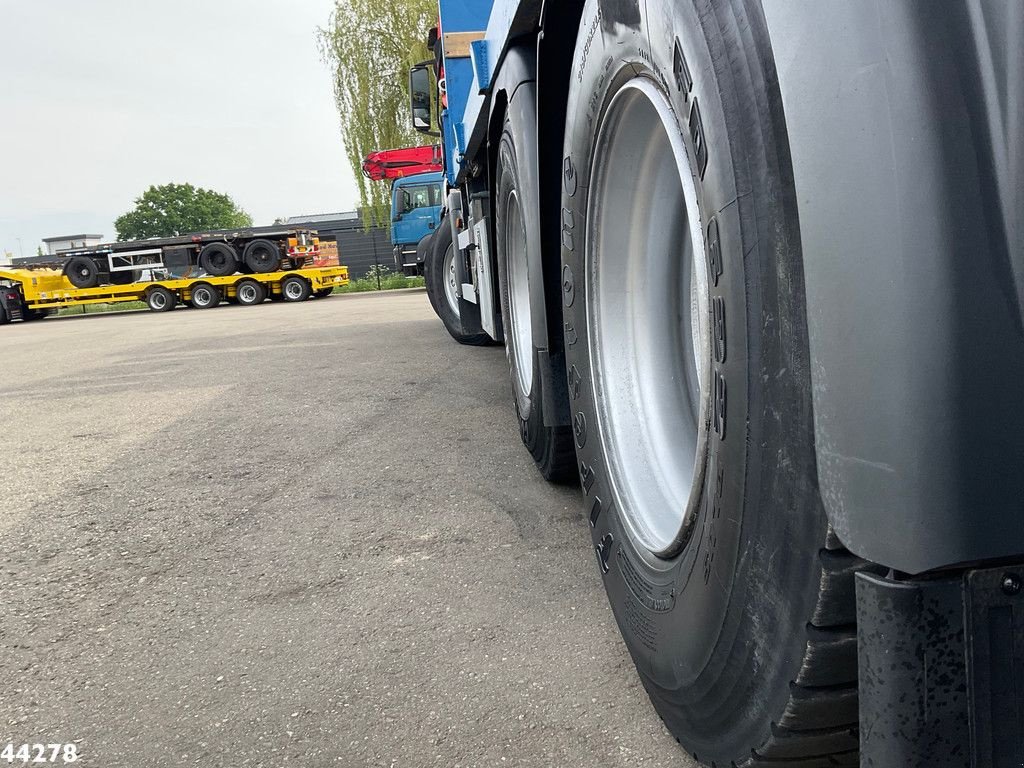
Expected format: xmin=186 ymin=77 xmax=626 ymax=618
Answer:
xmin=1001 ymin=574 xmax=1021 ymax=596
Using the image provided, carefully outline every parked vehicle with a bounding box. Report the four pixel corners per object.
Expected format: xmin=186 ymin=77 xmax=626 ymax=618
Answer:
xmin=0 ymin=264 xmax=348 ymax=322
xmin=410 ymin=1 xmax=1024 ymax=765
xmin=51 ymin=227 xmax=322 ymax=289
xmin=363 ymin=147 xmax=445 ymax=276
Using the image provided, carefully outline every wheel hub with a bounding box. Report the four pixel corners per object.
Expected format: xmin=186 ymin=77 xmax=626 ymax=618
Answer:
xmin=586 ymin=76 xmax=712 ymax=556
xmin=442 ymin=244 xmax=460 ymax=317
xmin=504 ymin=189 xmax=534 ymax=399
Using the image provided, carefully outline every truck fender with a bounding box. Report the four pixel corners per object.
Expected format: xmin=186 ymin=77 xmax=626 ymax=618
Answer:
xmin=490 ymin=47 xmax=571 ymax=428
xmin=762 ymin=1 xmax=1024 ymax=573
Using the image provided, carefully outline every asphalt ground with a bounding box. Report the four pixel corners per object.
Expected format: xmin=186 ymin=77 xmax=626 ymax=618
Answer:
xmin=0 ymin=290 xmax=691 ymax=768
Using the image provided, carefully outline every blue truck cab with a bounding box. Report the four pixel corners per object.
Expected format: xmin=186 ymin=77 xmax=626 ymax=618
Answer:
xmin=391 ymin=171 xmax=444 ymax=276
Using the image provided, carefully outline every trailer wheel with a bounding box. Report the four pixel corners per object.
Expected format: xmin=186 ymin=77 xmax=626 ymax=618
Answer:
xmin=235 ymin=279 xmax=267 ymax=306
xmin=145 ymin=286 xmax=177 ymax=312
xmin=242 ymin=239 xmax=282 ymax=274
xmin=561 ymin=3 xmax=883 ymax=765
xmin=200 ymin=243 xmax=239 ymax=277
xmin=63 ymin=257 xmax=99 ymax=289
xmin=495 ymin=116 xmax=576 ymax=482
xmin=425 ymin=222 xmax=492 ymax=346
xmin=0 ymin=302 xmax=10 ymax=325
xmin=280 ymin=275 xmax=311 ymax=302
xmin=188 ymin=282 xmax=220 ymax=310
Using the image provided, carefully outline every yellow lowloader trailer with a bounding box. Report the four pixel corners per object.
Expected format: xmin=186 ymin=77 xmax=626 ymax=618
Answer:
xmin=0 ymin=264 xmax=349 ymax=324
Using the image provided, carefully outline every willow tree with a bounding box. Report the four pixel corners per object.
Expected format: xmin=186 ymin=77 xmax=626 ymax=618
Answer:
xmin=320 ymin=0 xmax=436 ymax=227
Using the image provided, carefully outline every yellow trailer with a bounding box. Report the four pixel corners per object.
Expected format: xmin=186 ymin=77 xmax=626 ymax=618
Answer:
xmin=0 ymin=265 xmax=349 ymax=322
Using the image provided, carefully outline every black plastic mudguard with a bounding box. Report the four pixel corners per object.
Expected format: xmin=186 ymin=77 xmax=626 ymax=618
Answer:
xmin=762 ymin=1 xmax=1024 ymax=574
xmin=857 ymin=566 xmax=1024 ymax=766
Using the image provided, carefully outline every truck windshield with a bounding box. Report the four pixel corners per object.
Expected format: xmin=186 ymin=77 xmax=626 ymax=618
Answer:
xmin=401 ymin=183 xmax=442 ymax=213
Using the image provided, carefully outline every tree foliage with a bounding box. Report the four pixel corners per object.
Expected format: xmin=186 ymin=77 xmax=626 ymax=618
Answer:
xmin=114 ymin=183 xmax=253 ymax=241
xmin=319 ymin=0 xmax=436 ymax=227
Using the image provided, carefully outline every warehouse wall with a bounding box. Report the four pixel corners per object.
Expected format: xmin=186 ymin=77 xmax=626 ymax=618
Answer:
xmin=329 ymin=226 xmax=394 ymax=280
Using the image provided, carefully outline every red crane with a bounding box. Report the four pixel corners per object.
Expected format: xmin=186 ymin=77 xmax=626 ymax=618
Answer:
xmin=361 ymin=145 xmax=443 ymax=181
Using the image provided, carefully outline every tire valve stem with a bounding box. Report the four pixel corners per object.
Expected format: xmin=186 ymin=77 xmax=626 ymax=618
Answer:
xmin=1001 ymin=573 xmax=1021 ymax=596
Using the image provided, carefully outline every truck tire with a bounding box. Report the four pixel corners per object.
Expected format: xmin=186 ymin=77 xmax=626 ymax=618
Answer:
xmin=561 ymin=3 xmax=882 ymax=765
xmin=188 ymin=282 xmax=220 ymax=310
xmin=146 ymin=286 xmax=177 ymax=312
xmin=200 ymin=243 xmax=239 ymax=277
xmin=63 ymin=257 xmax=99 ymax=289
xmin=0 ymin=302 xmax=10 ymax=325
xmin=280 ymin=275 xmax=311 ymax=302
xmin=495 ymin=116 xmax=576 ymax=482
xmin=235 ymin=279 xmax=267 ymax=306
xmin=242 ymin=240 xmax=282 ymax=274
xmin=425 ymin=222 xmax=491 ymax=347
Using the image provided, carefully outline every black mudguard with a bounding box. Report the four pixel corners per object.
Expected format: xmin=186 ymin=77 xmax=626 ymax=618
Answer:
xmin=762 ymin=1 xmax=1024 ymax=574
xmin=489 ymin=46 xmax=572 ymax=428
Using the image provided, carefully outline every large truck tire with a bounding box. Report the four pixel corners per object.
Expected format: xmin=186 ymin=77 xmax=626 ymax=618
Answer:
xmin=425 ymin=222 xmax=492 ymax=347
xmin=560 ymin=2 xmax=882 ymax=765
xmin=188 ymin=282 xmax=220 ymax=310
xmin=200 ymin=243 xmax=239 ymax=277
xmin=63 ymin=257 xmax=99 ymax=289
xmin=145 ymin=286 xmax=177 ymax=312
xmin=280 ymin=275 xmax=311 ymax=302
xmin=242 ymin=239 xmax=282 ymax=274
xmin=235 ymin=279 xmax=268 ymax=306
xmin=495 ymin=116 xmax=576 ymax=483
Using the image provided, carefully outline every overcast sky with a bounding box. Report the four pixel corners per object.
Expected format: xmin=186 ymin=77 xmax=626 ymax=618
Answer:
xmin=0 ymin=0 xmax=360 ymax=258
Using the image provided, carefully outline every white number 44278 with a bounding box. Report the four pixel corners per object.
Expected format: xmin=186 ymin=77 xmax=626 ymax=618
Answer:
xmin=0 ymin=744 xmax=78 ymax=764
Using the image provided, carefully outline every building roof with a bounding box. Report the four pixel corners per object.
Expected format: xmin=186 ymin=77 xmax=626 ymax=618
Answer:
xmin=42 ymin=234 xmax=104 ymax=242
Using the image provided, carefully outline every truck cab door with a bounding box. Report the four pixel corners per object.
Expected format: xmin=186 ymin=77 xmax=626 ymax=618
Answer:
xmin=392 ymin=183 xmax=443 ymax=246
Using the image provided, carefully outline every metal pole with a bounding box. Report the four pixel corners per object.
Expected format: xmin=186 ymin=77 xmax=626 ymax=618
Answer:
xmin=372 ymin=233 xmax=381 ymax=290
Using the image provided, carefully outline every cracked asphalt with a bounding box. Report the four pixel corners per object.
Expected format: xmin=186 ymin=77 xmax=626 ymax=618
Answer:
xmin=0 ymin=289 xmax=688 ymax=767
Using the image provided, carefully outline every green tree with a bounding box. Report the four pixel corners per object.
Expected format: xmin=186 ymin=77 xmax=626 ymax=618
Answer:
xmin=319 ymin=0 xmax=436 ymax=227
xmin=114 ymin=183 xmax=253 ymax=241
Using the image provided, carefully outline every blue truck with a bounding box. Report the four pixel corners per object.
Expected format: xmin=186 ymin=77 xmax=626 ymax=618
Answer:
xmin=410 ymin=2 xmax=1024 ymax=765
xmin=391 ymin=171 xmax=444 ymax=276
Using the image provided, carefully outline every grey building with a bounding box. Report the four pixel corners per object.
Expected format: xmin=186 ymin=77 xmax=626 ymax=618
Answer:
xmin=43 ymin=234 xmax=104 ymax=255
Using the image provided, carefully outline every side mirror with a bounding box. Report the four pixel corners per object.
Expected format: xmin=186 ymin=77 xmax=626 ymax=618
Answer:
xmin=410 ymin=64 xmax=433 ymax=134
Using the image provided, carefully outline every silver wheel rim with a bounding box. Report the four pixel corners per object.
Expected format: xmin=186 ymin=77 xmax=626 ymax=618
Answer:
xmin=195 ymin=288 xmax=212 ymax=307
xmin=586 ymin=76 xmax=711 ymax=556
xmin=284 ymin=280 xmax=304 ymax=300
xmin=239 ymin=284 xmax=257 ymax=303
xmin=504 ymin=188 xmax=534 ymax=399
xmin=442 ymin=244 xmax=460 ymax=317
xmin=151 ymin=292 xmax=167 ymax=310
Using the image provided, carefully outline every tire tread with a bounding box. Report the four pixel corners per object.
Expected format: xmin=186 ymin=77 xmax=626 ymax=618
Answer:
xmin=743 ymin=533 xmax=882 ymax=765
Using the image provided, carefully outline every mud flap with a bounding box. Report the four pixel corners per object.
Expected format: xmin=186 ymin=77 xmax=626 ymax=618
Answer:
xmin=857 ymin=566 xmax=1024 ymax=766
